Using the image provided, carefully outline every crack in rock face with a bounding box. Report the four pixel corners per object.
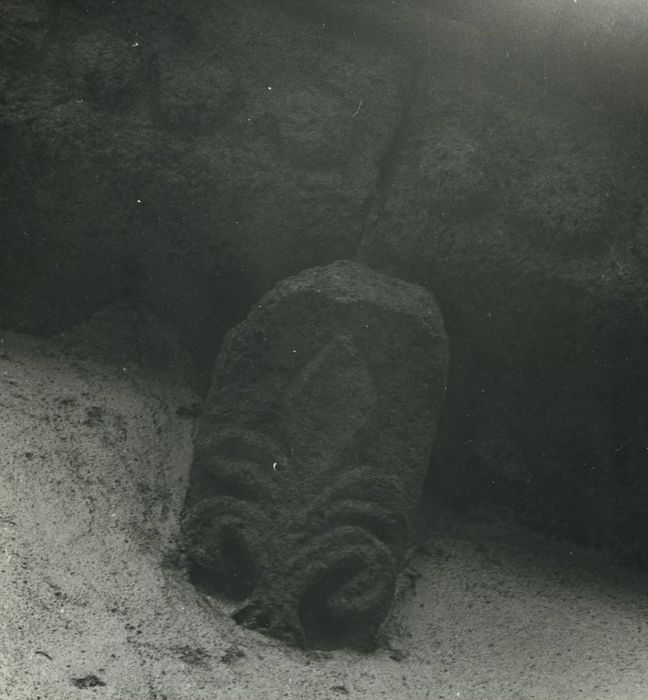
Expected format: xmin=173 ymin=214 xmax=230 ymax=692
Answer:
xmin=182 ymin=260 xmax=449 ymax=649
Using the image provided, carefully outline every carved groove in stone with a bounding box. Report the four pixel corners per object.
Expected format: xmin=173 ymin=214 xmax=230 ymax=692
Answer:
xmin=182 ymin=260 xmax=449 ymax=649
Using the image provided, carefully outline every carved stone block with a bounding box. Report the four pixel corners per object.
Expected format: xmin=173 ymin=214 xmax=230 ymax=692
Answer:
xmin=182 ymin=260 xmax=448 ymax=649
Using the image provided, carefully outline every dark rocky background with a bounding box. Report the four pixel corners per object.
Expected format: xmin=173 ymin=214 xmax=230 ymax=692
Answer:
xmin=2 ymin=0 xmax=647 ymax=564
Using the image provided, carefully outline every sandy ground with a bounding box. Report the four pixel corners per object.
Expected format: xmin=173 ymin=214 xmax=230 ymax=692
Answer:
xmin=2 ymin=328 xmax=648 ymax=699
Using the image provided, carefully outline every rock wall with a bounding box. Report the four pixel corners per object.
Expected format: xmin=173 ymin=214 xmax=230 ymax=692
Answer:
xmin=2 ymin=0 xmax=648 ymax=562
xmin=1 ymin=0 xmax=408 ymax=367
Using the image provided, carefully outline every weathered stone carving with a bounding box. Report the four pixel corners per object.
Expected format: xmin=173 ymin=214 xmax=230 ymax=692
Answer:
xmin=182 ymin=260 xmax=448 ymax=649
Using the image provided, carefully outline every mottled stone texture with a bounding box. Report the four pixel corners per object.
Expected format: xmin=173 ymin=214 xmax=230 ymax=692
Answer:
xmin=182 ymin=261 xmax=448 ymax=648
xmin=355 ymin=21 xmax=648 ymax=561
xmin=3 ymin=0 xmax=648 ymax=565
xmin=0 ymin=0 xmax=406 ymax=363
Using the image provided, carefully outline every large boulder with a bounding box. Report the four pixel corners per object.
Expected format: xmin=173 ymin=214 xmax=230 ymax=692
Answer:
xmin=0 ymin=0 xmax=406 ymax=366
xmin=355 ymin=5 xmax=648 ymax=560
xmin=182 ymin=261 xmax=449 ymax=648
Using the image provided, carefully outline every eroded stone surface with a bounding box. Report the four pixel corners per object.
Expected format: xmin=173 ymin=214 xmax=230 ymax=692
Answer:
xmin=182 ymin=261 xmax=448 ymax=648
xmin=4 ymin=0 xmax=648 ymax=571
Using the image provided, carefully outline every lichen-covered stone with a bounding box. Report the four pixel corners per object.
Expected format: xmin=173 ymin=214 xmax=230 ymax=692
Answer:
xmin=182 ymin=261 xmax=448 ymax=648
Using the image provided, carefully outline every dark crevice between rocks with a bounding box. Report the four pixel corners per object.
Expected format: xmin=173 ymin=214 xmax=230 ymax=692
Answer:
xmin=37 ymin=1 xmax=64 ymax=63
xmin=357 ymin=57 xmax=425 ymax=261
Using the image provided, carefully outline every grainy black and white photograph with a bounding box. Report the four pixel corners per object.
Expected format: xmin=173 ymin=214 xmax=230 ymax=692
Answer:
xmin=2 ymin=1 xmax=648 ymax=698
